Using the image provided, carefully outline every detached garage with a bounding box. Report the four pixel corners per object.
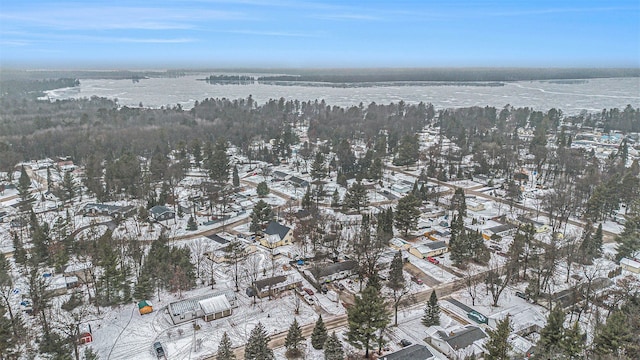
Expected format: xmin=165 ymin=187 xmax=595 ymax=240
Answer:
xmin=199 ymin=295 xmax=232 ymax=322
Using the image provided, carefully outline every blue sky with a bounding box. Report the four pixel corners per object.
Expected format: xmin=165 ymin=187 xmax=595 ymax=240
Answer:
xmin=1 ymin=0 xmax=639 ymax=69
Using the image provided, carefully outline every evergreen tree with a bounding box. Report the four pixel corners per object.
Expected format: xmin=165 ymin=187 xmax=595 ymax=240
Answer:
xmin=485 ymin=315 xmax=511 ymax=360
xmin=61 ymin=171 xmax=77 ymax=203
xmin=421 ymin=291 xmax=440 ymax=327
xmin=592 ymin=310 xmax=633 ymax=357
xmin=217 ymin=332 xmax=236 ymax=360
xmin=615 ymin=217 xmax=640 ymax=261
xmin=207 ymin=138 xmax=230 ymax=186
xmin=561 ymin=321 xmax=584 ymax=360
xmin=346 ymin=283 xmax=389 ymax=358
xmin=324 ymin=332 xmax=344 ymax=360
xmin=284 ymin=319 xmax=304 ymax=357
xmin=250 ymin=200 xmax=273 ymax=234
xmin=394 ymin=193 xmax=421 ymax=236
xmin=451 ymin=187 xmax=467 ymax=218
xmin=256 ymin=181 xmax=270 ymax=197
xmin=393 ymin=134 xmax=419 ymax=167
xmin=232 ymin=165 xmax=240 ymax=187
xmin=186 ymin=215 xmax=198 ymax=231
xmin=369 ymin=157 xmax=383 ymax=180
xmin=343 ymin=181 xmax=369 ymax=213
xmin=448 ymin=214 xmax=468 ymax=266
xmin=310 ymin=152 xmax=327 ymax=180
xmin=244 ymin=322 xmax=274 ymax=360
xmin=17 ymin=165 xmax=33 ymax=212
xmin=537 ymin=305 xmax=565 ymax=355
xmin=387 ymin=251 xmax=406 ymax=326
xmin=311 ymin=315 xmax=328 ymax=350
xmin=331 ymin=189 xmax=340 ymax=207
xmin=302 ymin=186 xmax=312 ymax=209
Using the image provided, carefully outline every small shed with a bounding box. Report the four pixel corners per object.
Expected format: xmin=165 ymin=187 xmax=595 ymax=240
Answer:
xmin=138 ymin=300 xmax=153 ymax=315
xmin=78 ymin=332 xmax=93 ymax=345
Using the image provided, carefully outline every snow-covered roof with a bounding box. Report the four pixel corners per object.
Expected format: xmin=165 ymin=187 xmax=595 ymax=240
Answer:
xmin=488 ymin=305 xmax=545 ymax=334
xmin=168 ymin=290 xmax=236 ymax=316
xmin=621 ymin=257 xmax=640 ymax=269
xmin=64 ymin=261 xmax=93 ymax=274
xmin=198 ymin=295 xmax=232 ymax=315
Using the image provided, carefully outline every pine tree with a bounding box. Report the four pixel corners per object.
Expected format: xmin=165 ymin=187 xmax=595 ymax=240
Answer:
xmin=343 ymin=181 xmax=369 ymax=213
xmin=207 ymin=138 xmax=230 ymax=186
xmin=331 ymin=189 xmax=340 ymax=208
xmin=232 ymin=165 xmax=240 ymax=187
xmin=346 ymin=283 xmax=389 ymax=358
xmin=244 ymin=322 xmax=274 ymax=360
xmin=451 ymin=187 xmax=467 ymax=218
xmin=561 ymin=321 xmax=584 ymax=359
xmin=387 ymin=251 xmax=406 ymax=326
xmin=592 ymin=310 xmax=632 ymax=357
xmin=485 ymin=315 xmax=511 ymax=360
xmin=186 ymin=215 xmax=198 ymax=231
xmin=615 ymin=218 xmax=640 ymax=261
xmin=284 ymin=319 xmax=304 ymax=357
xmin=256 ymin=181 xmax=269 ymax=197
xmin=537 ymin=305 xmax=565 ymax=355
xmin=311 ymin=315 xmax=328 ymax=350
xmin=394 ymin=193 xmax=421 ymax=236
xmin=217 ymin=332 xmax=236 ymax=360
xmin=421 ymin=291 xmax=440 ymax=327
xmin=324 ymin=332 xmax=344 ymax=360
xmin=310 ymin=152 xmax=327 ymax=180
xmin=17 ymin=165 xmax=33 ymax=212
xmin=250 ymin=200 xmax=272 ymax=234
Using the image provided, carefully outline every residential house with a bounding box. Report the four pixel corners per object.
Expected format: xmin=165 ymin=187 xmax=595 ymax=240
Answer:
xmin=620 ymin=257 xmax=640 ymax=273
xmin=259 ymin=221 xmax=293 ymax=248
xmin=272 ymin=170 xmax=290 ymax=181
xmin=427 ymin=326 xmax=487 ymax=360
xmin=150 ymin=205 xmax=176 ymax=221
xmin=289 ymin=176 xmax=309 ymax=188
xmin=516 ymin=216 xmax=549 ymax=233
xmin=381 ymin=344 xmax=435 ymax=360
xmin=482 ymin=223 xmax=517 ymax=240
xmin=81 ymin=203 xmax=135 ymax=219
xmin=199 ymin=295 xmax=233 ymax=321
xmin=63 ymin=262 xmax=93 ymax=283
xmin=309 ymin=260 xmax=357 ymax=283
xmin=488 ymin=306 xmax=545 ymax=336
xmin=168 ymin=290 xmax=237 ymax=325
xmin=466 ymin=200 xmax=485 ymax=212
xmin=409 ymin=241 xmax=448 ymax=259
xmin=250 ymin=274 xmax=303 ymax=298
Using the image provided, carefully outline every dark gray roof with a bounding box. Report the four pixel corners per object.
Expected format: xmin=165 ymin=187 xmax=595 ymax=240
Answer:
xmin=289 ymin=176 xmax=309 ymax=187
xmin=272 ymin=170 xmax=289 ymax=179
xmin=206 ymin=234 xmax=230 ymax=245
xmin=264 ymin=221 xmax=291 ymax=240
xmin=382 ymin=344 xmax=433 ymax=360
xmin=253 ymin=275 xmax=288 ymax=292
xmin=437 ymin=326 xmax=486 ymax=350
xmin=150 ymin=205 xmax=174 ymax=216
xmin=487 ymin=223 xmax=517 ymax=234
xmin=314 ymin=260 xmax=357 ymax=278
xmin=423 ymin=241 xmax=447 ymax=250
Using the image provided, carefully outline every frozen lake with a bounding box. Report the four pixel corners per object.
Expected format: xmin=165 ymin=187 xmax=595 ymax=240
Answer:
xmin=45 ymin=75 xmax=640 ymax=115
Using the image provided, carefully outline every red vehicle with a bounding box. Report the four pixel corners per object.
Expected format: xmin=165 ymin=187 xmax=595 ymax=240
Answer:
xmin=411 ymin=276 xmax=423 ymax=285
xmin=427 ymin=256 xmax=440 ymax=265
xmin=303 ymin=288 xmax=314 ymax=296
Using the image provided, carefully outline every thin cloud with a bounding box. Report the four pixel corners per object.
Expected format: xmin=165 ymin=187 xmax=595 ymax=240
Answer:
xmin=0 ymin=6 xmax=246 ymax=31
xmin=222 ymin=29 xmax=324 ymax=38
xmin=312 ymin=13 xmax=381 ymax=21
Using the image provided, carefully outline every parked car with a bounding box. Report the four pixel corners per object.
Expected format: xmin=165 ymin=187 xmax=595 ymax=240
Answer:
xmin=411 ymin=276 xmax=423 ymax=285
xmin=515 ymin=291 xmax=529 ymax=301
xmin=337 ymin=283 xmax=345 ymax=291
xmin=321 ymin=285 xmax=328 ymax=294
xmin=303 ymin=288 xmax=314 ymax=296
xmin=153 ymin=342 xmax=165 ymax=358
xmin=427 ymin=256 xmax=439 ymax=265
xmin=400 ymin=339 xmax=412 ymax=347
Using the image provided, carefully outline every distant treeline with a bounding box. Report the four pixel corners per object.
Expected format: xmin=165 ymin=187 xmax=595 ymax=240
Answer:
xmin=0 ymin=78 xmax=79 ymax=99
xmin=202 ymin=75 xmax=255 ymax=85
xmin=255 ymin=68 xmax=640 ymax=83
